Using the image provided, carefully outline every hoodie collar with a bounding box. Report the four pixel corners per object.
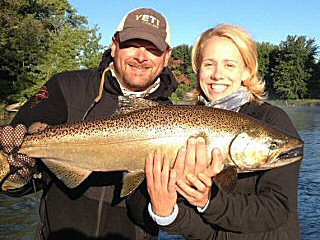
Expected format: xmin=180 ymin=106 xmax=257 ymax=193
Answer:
xmin=199 ymin=86 xmax=252 ymax=112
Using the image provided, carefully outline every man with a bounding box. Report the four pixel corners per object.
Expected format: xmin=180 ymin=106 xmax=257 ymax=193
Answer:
xmin=0 ymin=8 xmax=177 ymax=240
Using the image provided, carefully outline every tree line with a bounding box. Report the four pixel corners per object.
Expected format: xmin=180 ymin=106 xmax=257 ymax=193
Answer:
xmin=170 ymin=39 xmax=320 ymax=102
xmin=1 ymin=0 xmax=319 ymax=104
xmin=0 ymin=0 xmax=104 ymax=103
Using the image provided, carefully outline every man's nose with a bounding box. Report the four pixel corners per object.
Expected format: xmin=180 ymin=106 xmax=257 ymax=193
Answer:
xmin=135 ymin=47 xmax=148 ymax=62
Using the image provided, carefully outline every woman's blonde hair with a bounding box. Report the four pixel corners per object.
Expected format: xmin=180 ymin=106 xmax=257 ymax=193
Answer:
xmin=191 ymin=23 xmax=265 ymax=102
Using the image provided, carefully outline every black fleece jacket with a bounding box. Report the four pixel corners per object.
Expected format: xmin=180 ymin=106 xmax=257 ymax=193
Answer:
xmin=131 ymin=102 xmax=302 ymax=240
xmin=8 ymin=49 xmax=178 ymax=240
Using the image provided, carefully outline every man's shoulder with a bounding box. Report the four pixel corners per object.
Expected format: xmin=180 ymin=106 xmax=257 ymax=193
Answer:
xmin=53 ymin=68 xmax=100 ymax=83
xmin=48 ymin=68 xmax=101 ymax=95
xmin=41 ymin=68 xmax=101 ymax=104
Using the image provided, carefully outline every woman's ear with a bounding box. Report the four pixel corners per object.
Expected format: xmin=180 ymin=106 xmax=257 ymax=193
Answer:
xmin=241 ymin=68 xmax=250 ymax=82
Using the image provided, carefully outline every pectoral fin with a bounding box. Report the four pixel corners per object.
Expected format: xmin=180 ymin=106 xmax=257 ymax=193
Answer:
xmin=28 ymin=122 xmax=49 ymax=134
xmin=42 ymin=158 xmax=92 ymax=188
xmin=214 ymin=166 xmax=237 ymax=193
xmin=121 ymin=170 xmax=145 ymax=197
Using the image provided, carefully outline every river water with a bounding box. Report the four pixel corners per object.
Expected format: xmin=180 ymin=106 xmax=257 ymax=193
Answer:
xmin=0 ymin=105 xmax=319 ymax=239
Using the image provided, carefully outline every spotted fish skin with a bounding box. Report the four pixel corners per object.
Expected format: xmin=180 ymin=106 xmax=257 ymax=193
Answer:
xmin=0 ymin=151 xmax=10 ymax=187
xmin=1 ymin=102 xmax=303 ymax=196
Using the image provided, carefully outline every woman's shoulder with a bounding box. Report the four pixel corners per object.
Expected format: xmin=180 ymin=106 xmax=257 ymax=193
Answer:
xmin=257 ymin=101 xmax=288 ymax=116
xmin=240 ymin=101 xmax=286 ymax=117
xmin=241 ymin=101 xmax=299 ymax=137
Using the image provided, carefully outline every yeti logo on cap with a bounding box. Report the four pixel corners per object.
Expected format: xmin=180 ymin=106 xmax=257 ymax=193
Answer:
xmin=116 ymin=8 xmax=171 ymax=51
xmin=135 ymin=14 xmax=160 ymax=28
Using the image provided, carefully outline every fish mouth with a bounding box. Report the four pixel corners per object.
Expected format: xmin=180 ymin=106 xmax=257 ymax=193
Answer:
xmin=276 ymin=146 xmax=303 ymax=161
xmin=268 ymin=141 xmax=304 ymax=168
xmin=248 ymin=145 xmax=304 ymax=172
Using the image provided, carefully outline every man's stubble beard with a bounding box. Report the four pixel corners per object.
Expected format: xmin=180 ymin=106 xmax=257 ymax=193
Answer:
xmin=119 ymin=67 xmax=156 ymax=92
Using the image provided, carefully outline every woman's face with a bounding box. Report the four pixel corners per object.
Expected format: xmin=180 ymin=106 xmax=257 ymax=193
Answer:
xmin=199 ymin=36 xmax=249 ymax=102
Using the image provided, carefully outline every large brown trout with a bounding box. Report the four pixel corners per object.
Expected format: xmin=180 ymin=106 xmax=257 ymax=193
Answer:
xmin=0 ymin=98 xmax=303 ymax=196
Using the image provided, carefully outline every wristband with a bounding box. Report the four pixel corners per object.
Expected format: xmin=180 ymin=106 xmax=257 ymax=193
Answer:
xmin=197 ymin=198 xmax=210 ymax=213
xmin=148 ymin=203 xmax=179 ymax=226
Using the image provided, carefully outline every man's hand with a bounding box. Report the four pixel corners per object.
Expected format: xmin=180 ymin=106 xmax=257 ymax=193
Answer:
xmin=0 ymin=124 xmax=36 ymax=191
xmin=0 ymin=124 xmax=27 ymax=154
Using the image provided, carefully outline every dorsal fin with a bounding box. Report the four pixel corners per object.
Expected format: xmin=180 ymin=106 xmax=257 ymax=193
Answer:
xmin=114 ymin=96 xmax=160 ymax=115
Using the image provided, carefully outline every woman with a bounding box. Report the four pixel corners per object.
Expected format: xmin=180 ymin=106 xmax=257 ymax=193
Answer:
xmin=145 ymin=24 xmax=302 ymax=240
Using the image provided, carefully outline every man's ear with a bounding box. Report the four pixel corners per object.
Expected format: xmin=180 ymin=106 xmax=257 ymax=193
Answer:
xmin=111 ymin=37 xmax=117 ymax=58
xmin=163 ymin=48 xmax=172 ymax=67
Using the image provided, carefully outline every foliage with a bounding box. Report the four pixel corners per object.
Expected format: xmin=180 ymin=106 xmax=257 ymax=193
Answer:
xmin=270 ymin=36 xmax=318 ymax=99
xmin=171 ymin=44 xmax=192 ymax=67
xmin=169 ymin=44 xmax=197 ymax=103
xmin=1 ymin=1 xmax=320 ymax=103
xmin=308 ymin=61 xmax=320 ymax=98
xmin=22 ymin=25 xmax=103 ymax=99
xmin=256 ymin=42 xmax=278 ymax=98
xmin=0 ymin=0 xmax=104 ymax=103
xmin=0 ymin=0 xmax=49 ymax=101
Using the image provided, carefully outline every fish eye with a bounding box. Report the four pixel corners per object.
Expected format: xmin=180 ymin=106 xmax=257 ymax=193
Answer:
xmin=269 ymin=141 xmax=280 ymax=150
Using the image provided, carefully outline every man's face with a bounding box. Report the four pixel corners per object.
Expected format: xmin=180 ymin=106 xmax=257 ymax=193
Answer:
xmin=111 ymin=38 xmax=171 ymax=92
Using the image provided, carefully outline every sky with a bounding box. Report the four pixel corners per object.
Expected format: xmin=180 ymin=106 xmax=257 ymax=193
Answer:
xmin=69 ymin=0 xmax=320 ymax=51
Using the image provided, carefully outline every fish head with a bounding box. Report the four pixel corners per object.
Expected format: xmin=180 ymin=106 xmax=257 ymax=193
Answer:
xmin=229 ymin=126 xmax=303 ymax=171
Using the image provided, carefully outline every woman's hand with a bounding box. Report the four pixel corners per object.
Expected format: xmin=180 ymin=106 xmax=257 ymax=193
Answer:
xmin=173 ymin=137 xmax=208 ymax=183
xmin=174 ymin=137 xmax=224 ymax=208
xmin=145 ymin=149 xmax=177 ymax=217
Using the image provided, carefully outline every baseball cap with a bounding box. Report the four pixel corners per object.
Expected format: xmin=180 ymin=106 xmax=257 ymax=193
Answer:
xmin=116 ymin=8 xmax=171 ymax=51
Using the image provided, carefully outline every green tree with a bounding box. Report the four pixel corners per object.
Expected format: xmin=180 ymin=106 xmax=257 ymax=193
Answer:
xmin=170 ymin=44 xmax=197 ymax=104
xmin=0 ymin=0 xmax=104 ymax=103
xmin=0 ymin=0 xmax=49 ymax=101
xmin=271 ymin=35 xmax=318 ymax=99
xmin=23 ymin=25 xmax=103 ymax=99
xmin=256 ymin=42 xmax=277 ymax=98
xmin=309 ymin=61 xmax=320 ymax=98
xmin=171 ymin=44 xmax=192 ymax=68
